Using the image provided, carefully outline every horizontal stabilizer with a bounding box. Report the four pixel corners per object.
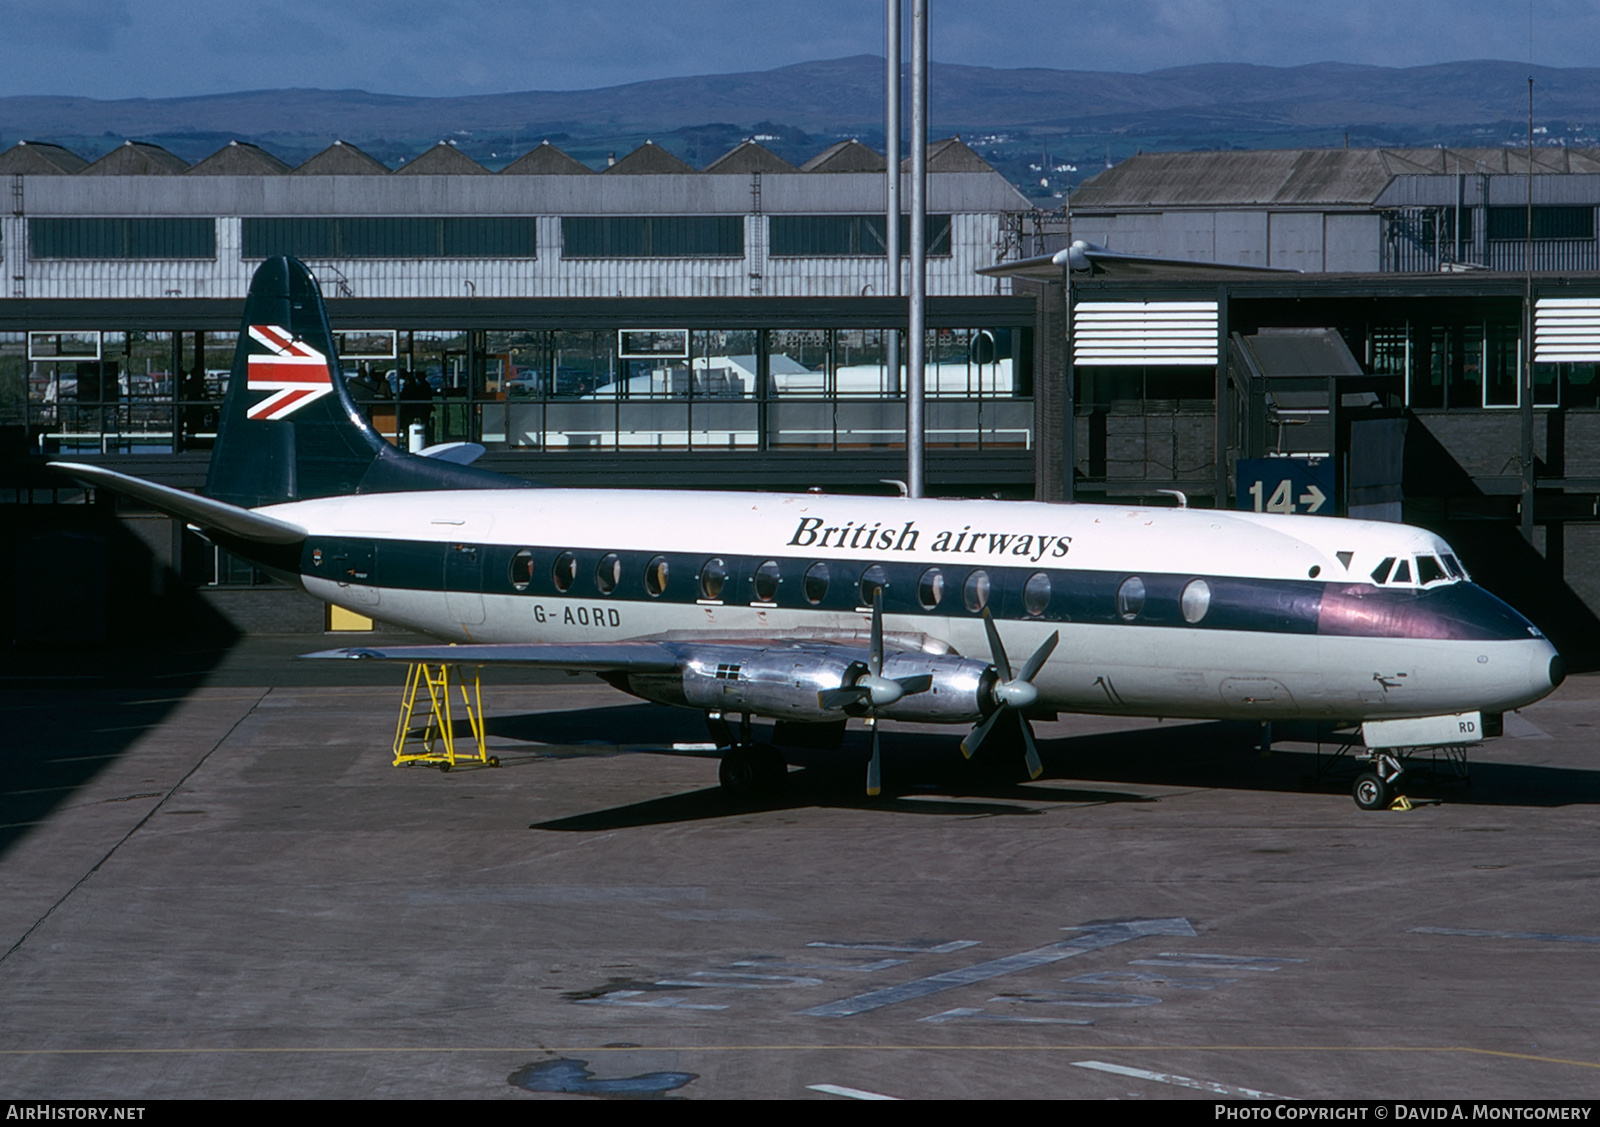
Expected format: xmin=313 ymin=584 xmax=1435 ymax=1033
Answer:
xmin=49 ymin=462 xmax=306 ymax=545
xmin=301 ymin=641 xmax=681 ymax=673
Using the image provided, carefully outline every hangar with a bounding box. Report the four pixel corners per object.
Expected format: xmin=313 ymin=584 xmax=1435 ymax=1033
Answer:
xmin=0 ymin=135 xmax=1037 ymax=639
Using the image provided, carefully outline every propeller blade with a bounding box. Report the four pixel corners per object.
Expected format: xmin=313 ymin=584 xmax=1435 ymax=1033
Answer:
xmin=894 ymin=673 xmax=933 ymax=696
xmin=960 ymin=705 xmax=1006 ymax=760
xmin=817 ymin=687 xmax=867 ymax=711
xmin=1017 ymin=631 xmax=1060 ymax=685
xmin=981 ymin=608 xmax=1013 ymax=681
xmin=866 ymin=719 xmax=882 ymax=796
xmin=869 ymin=586 xmax=884 ymax=676
xmin=1019 ymin=714 xmax=1044 ymax=780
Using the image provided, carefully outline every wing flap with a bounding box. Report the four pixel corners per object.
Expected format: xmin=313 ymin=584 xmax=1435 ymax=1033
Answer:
xmin=301 ymin=642 xmax=681 ymax=673
xmin=48 ymin=461 xmax=306 ymax=545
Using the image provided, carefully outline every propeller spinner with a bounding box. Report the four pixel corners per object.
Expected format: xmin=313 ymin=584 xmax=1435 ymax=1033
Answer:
xmin=816 ymin=588 xmax=932 ymax=796
xmin=960 ymin=609 xmax=1059 ymax=781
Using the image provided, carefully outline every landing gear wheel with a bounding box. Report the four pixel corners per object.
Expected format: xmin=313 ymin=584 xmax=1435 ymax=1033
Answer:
xmin=1353 ymin=771 xmax=1390 ymax=810
xmin=719 ymin=744 xmax=787 ymax=801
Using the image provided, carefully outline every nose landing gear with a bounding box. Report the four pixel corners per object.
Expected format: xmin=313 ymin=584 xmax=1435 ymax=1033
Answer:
xmin=1353 ymin=752 xmax=1406 ymax=810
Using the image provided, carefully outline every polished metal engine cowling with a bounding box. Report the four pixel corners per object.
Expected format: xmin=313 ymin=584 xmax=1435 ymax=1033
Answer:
xmin=621 ymin=643 xmax=992 ymax=725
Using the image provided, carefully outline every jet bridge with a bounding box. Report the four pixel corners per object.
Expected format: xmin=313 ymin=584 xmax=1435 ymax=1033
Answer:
xmin=1227 ymin=327 xmax=1403 ymax=520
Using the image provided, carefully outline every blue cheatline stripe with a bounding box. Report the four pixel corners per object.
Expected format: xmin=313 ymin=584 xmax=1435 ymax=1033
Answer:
xmin=294 ymin=534 xmax=1536 ymax=642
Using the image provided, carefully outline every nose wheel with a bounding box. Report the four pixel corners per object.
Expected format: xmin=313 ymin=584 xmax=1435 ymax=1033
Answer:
xmin=1353 ymin=753 xmax=1405 ymax=810
xmin=1353 ymin=771 xmax=1392 ymax=810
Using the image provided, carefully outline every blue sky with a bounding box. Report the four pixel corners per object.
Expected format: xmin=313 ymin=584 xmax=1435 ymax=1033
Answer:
xmin=0 ymin=0 xmax=1592 ymax=100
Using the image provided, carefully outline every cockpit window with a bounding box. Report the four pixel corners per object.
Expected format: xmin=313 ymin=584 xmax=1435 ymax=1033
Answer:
xmin=1392 ymin=559 xmax=1412 ymax=584
xmin=1416 ymin=555 xmax=1446 ymax=585
xmin=1371 ymin=557 xmax=1396 ymax=584
xmin=1442 ymin=554 xmax=1466 ymax=580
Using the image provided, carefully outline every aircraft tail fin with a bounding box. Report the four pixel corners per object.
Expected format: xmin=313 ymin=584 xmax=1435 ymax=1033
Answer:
xmin=204 ymin=256 xmax=526 ymax=506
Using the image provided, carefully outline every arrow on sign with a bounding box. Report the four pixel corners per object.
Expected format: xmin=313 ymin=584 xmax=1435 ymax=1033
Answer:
xmin=799 ymin=917 xmax=1197 ymax=1018
xmin=1298 ymin=485 xmax=1327 ymax=513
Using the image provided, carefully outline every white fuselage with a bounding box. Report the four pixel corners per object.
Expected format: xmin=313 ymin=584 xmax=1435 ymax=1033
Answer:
xmin=267 ymin=490 xmax=1561 ymax=723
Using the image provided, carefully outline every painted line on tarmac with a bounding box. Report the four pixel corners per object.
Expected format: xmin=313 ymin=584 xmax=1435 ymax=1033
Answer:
xmin=801 ymin=917 xmax=1195 ymax=1018
xmin=808 ymin=940 xmax=978 ymax=954
xmin=1072 ymin=1060 xmax=1294 ymax=1100
xmin=920 ymin=1007 xmax=1093 ymax=1026
xmin=1411 ymin=926 xmax=1600 ymax=944
xmin=807 ymin=1083 xmax=901 ymax=1100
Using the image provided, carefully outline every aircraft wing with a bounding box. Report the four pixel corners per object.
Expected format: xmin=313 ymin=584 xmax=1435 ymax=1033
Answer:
xmin=302 ymin=641 xmax=682 ymax=673
xmin=49 ymin=461 xmax=306 ymax=545
xmin=978 ymin=240 xmax=1295 ymax=280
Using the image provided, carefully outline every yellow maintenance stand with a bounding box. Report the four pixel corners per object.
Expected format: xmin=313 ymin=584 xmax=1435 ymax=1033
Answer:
xmin=392 ymin=662 xmax=499 ymax=771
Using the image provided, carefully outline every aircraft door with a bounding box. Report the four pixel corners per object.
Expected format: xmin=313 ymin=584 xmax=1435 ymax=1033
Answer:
xmin=444 ymin=543 xmax=486 ymax=625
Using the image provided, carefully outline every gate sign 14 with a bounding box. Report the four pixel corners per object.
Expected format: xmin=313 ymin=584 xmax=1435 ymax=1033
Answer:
xmin=1235 ymin=457 xmax=1335 ymax=516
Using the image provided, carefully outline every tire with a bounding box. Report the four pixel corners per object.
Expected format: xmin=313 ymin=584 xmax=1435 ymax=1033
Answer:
xmin=1353 ymin=771 xmax=1390 ymax=811
xmin=719 ymin=746 xmax=786 ymax=800
xmin=719 ymin=751 xmax=758 ymax=797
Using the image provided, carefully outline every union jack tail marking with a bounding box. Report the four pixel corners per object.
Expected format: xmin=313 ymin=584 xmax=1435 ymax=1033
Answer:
xmin=245 ymin=324 xmax=333 ymax=421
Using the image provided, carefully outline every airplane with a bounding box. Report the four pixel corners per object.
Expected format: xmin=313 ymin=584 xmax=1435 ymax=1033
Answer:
xmin=50 ymin=257 xmax=1566 ymax=809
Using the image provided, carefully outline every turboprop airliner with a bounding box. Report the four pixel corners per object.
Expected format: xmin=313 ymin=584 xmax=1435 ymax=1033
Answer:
xmin=52 ymin=258 xmax=1565 ymax=807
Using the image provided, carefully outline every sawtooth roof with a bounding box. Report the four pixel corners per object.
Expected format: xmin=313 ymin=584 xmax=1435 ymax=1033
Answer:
xmin=906 ymin=137 xmax=993 ymax=173
xmin=292 ymin=140 xmax=390 ymax=175
xmin=500 ymin=141 xmax=593 ymax=175
xmin=604 ymin=141 xmax=696 ymax=175
xmin=395 ymin=141 xmax=490 ymax=175
xmin=186 ymin=140 xmax=291 ymax=176
xmin=802 ymin=139 xmax=886 ymax=173
xmin=703 ymin=141 xmax=797 ymax=174
xmin=81 ymin=141 xmax=189 ymax=176
xmin=0 ymin=141 xmax=89 ymax=174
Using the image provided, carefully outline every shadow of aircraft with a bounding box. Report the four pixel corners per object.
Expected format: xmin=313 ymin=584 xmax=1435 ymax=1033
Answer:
xmin=503 ymin=706 xmax=1600 ymax=830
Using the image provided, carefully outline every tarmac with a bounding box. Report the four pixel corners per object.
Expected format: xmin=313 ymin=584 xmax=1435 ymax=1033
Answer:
xmin=2 ymin=635 xmax=1598 ymax=1100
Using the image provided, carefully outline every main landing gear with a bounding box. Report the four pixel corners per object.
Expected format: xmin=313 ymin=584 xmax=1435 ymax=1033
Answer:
xmin=707 ymin=711 xmax=787 ymax=800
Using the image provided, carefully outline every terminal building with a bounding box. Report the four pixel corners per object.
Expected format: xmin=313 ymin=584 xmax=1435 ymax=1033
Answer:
xmin=6 ymin=139 xmax=1600 ymax=660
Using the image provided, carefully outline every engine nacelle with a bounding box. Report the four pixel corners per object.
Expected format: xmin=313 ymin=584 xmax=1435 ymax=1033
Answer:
xmin=867 ymin=652 xmax=993 ymax=724
xmin=615 ymin=643 xmax=993 ymax=725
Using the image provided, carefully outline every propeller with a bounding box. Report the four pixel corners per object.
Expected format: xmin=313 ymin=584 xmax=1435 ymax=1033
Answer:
xmin=816 ymin=588 xmax=931 ymax=796
xmin=960 ymin=609 xmax=1059 ymax=781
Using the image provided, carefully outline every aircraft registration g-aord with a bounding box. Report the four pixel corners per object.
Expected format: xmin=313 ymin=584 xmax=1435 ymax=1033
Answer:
xmin=53 ymin=258 xmax=1566 ymax=809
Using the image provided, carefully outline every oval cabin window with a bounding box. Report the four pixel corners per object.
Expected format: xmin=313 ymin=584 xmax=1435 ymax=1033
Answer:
xmin=551 ymin=551 xmax=578 ymax=593
xmin=644 ymin=555 xmax=670 ymax=597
